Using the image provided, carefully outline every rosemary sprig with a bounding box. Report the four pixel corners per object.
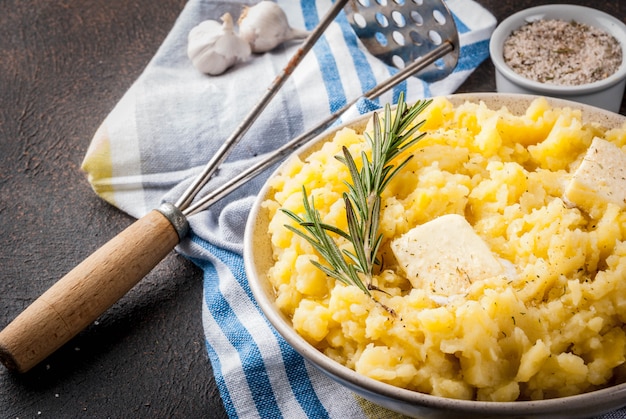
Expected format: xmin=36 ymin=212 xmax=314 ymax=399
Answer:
xmin=281 ymin=93 xmax=431 ymax=299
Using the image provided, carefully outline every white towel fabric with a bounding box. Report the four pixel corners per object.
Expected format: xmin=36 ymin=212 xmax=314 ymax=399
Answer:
xmin=82 ymin=0 xmax=502 ymax=417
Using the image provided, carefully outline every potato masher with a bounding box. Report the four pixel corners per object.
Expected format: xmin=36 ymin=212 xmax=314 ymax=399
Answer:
xmin=0 ymin=0 xmax=459 ymax=373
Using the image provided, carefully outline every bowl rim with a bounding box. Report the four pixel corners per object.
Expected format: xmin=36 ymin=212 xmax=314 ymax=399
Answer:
xmin=489 ymin=4 xmax=626 ymax=95
xmin=244 ymin=93 xmax=626 ymax=416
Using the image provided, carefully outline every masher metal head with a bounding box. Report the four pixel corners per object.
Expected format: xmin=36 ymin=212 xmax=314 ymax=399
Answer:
xmin=344 ymin=0 xmax=460 ymax=82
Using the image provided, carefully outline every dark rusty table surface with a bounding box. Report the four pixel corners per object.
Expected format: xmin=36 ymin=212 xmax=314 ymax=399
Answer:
xmin=0 ymin=1 xmax=624 ymax=417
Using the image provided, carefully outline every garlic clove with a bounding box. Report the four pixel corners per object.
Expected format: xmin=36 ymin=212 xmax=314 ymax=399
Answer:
xmin=187 ymin=13 xmax=252 ymax=76
xmin=238 ymin=1 xmax=310 ymax=53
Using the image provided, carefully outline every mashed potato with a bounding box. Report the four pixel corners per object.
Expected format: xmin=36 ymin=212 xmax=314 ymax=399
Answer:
xmin=261 ymin=97 xmax=626 ymax=401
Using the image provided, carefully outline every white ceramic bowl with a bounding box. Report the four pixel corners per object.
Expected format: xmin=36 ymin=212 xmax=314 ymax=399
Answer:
xmin=490 ymin=5 xmax=626 ymax=113
xmin=244 ymin=93 xmax=626 ymax=418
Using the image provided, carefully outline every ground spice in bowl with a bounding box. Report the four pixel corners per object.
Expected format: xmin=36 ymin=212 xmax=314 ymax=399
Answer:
xmin=503 ymin=19 xmax=622 ymax=86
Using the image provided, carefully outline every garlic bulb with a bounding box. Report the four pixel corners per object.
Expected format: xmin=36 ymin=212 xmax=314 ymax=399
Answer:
xmin=238 ymin=1 xmax=309 ymax=53
xmin=187 ymin=13 xmax=251 ymax=75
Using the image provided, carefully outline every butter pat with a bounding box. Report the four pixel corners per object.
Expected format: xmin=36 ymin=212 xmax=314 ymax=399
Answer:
xmin=391 ymin=214 xmax=504 ymax=296
xmin=564 ymin=137 xmax=626 ymax=215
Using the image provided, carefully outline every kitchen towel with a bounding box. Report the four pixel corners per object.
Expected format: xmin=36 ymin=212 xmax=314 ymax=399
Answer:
xmin=82 ymin=0 xmax=499 ymax=417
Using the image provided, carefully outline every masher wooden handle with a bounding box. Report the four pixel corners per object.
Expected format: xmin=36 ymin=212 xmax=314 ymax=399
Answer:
xmin=0 ymin=204 xmax=188 ymax=373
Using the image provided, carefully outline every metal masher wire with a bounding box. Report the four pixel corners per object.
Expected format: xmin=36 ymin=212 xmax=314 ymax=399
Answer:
xmin=182 ymin=40 xmax=454 ymax=217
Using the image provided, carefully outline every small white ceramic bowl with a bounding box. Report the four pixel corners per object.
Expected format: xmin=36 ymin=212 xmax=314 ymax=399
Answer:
xmin=490 ymin=5 xmax=626 ymax=113
xmin=244 ymin=93 xmax=626 ymax=418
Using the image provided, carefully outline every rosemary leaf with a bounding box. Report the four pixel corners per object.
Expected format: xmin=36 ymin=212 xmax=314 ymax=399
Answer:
xmin=281 ymin=93 xmax=431 ymax=301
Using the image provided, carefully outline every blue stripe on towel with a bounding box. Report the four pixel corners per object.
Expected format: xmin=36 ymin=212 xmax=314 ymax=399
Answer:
xmin=301 ymin=0 xmax=347 ymax=113
xmin=276 ymin=337 xmax=331 ymax=419
xmin=201 ymin=329 xmax=237 ymax=418
xmin=197 ymin=257 xmax=282 ymax=418
xmin=456 ymin=39 xmax=490 ymax=72
xmin=390 ymin=69 xmax=408 ymax=105
xmin=193 ymin=234 xmax=329 ymax=418
xmin=452 ymin=13 xmax=471 ymax=34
